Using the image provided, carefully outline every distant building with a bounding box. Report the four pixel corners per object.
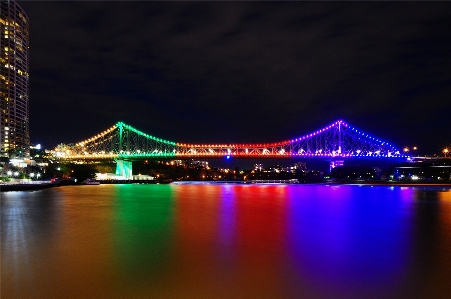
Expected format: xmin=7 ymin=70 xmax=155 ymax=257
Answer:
xmin=254 ymin=163 xmax=263 ymax=171
xmin=0 ymin=0 xmax=30 ymax=157
xmin=192 ymin=160 xmax=209 ymax=168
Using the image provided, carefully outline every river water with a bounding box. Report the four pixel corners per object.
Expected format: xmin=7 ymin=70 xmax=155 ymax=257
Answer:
xmin=1 ymin=184 xmax=451 ymax=299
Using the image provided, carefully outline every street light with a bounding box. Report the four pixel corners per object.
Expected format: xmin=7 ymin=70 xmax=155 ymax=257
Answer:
xmin=444 ymin=148 xmax=449 ymax=158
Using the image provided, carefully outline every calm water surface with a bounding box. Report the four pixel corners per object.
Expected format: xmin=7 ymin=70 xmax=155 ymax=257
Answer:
xmin=2 ymin=184 xmax=451 ymax=299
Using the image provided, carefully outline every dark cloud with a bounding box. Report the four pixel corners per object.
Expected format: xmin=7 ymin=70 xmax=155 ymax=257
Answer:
xmin=21 ymin=1 xmax=451 ymax=153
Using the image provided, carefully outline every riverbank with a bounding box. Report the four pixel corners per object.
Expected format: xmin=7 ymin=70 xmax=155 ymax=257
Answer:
xmin=0 ymin=179 xmax=164 ymax=192
xmin=2 ymin=180 xmax=450 ymax=192
xmin=327 ymin=180 xmax=451 ymax=187
xmin=0 ymin=182 xmax=60 ymax=192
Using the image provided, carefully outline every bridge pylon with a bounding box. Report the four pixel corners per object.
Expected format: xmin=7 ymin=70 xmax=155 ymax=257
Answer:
xmin=115 ymin=159 xmax=133 ymax=179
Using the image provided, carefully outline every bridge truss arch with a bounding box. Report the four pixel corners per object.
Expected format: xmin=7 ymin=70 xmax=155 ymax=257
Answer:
xmin=53 ymin=122 xmax=176 ymax=160
xmin=176 ymin=120 xmax=404 ymax=159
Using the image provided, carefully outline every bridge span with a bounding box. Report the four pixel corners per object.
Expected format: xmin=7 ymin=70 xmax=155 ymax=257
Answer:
xmin=52 ymin=120 xmax=408 ymax=160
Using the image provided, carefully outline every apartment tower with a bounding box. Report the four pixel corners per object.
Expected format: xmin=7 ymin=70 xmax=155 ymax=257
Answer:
xmin=0 ymin=0 xmax=30 ymax=157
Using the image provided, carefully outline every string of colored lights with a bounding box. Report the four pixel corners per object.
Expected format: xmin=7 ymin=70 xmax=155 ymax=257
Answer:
xmin=53 ymin=120 xmax=408 ymax=159
xmin=116 ymin=122 xmax=176 ymax=146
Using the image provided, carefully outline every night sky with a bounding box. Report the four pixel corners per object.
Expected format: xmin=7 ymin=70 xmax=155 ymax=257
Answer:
xmin=20 ymin=1 xmax=451 ymax=155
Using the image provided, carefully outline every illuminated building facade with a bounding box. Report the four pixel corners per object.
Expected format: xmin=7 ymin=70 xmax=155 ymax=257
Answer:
xmin=0 ymin=0 xmax=30 ymax=157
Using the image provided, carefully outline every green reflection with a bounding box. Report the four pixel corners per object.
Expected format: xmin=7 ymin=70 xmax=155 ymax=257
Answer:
xmin=113 ymin=184 xmax=175 ymax=283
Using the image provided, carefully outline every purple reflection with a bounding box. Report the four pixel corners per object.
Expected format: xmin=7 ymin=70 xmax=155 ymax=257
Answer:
xmin=217 ymin=184 xmax=237 ymax=273
xmin=286 ymin=185 xmax=413 ymax=298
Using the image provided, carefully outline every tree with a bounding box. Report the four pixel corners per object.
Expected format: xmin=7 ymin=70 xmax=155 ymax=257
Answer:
xmin=70 ymin=164 xmax=98 ymax=182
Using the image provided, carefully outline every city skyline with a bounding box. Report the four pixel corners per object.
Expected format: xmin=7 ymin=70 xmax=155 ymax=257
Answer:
xmin=20 ymin=1 xmax=451 ymax=155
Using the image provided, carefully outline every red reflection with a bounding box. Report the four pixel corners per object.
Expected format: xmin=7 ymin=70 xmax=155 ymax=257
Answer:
xmin=171 ymin=184 xmax=290 ymax=298
xmin=233 ymin=185 xmax=289 ymax=297
xmin=172 ymin=184 xmax=223 ymax=297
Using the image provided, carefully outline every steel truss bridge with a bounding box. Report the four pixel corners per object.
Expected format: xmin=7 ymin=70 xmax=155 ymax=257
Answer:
xmin=52 ymin=120 xmax=408 ymax=160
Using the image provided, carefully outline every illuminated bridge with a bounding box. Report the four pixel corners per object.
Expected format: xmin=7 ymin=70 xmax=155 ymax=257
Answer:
xmin=52 ymin=120 xmax=407 ymax=160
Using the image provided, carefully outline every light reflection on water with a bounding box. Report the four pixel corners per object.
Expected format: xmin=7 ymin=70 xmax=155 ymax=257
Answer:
xmin=1 ymin=184 xmax=451 ymax=299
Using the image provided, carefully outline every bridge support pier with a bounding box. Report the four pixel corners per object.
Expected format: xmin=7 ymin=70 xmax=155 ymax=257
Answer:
xmin=116 ymin=159 xmax=133 ymax=180
xmin=330 ymin=160 xmax=344 ymax=172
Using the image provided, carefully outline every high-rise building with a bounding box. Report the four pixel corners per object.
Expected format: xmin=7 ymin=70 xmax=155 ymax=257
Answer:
xmin=0 ymin=0 xmax=30 ymax=157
